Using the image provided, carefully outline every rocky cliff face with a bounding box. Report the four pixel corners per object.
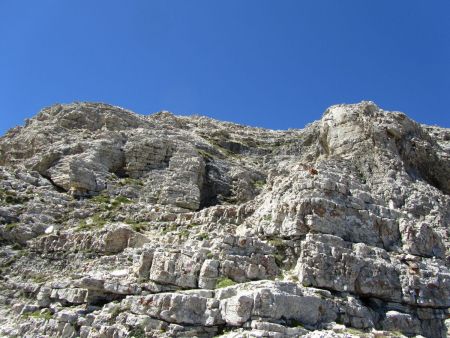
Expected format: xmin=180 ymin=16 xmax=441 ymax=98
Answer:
xmin=0 ymin=101 xmax=449 ymax=338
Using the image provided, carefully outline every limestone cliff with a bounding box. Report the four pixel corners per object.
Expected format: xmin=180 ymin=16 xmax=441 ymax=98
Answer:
xmin=0 ymin=101 xmax=449 ymax=338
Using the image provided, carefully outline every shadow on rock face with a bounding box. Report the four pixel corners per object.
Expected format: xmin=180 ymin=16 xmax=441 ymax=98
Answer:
xmin=200 ymin=160 xmax=232 ymax=209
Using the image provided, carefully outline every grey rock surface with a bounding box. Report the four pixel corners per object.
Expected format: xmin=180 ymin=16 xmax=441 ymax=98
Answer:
xmin=0 ymin=101 xmax=448 ymax=337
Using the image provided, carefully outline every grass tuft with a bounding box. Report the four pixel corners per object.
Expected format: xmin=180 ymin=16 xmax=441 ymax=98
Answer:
xmin=215 ymin=277 xmax=237 ymax=289
xmin=5 ymin=222 xmax=19 ymax=231
xmin=253 ymin=180 xmax=266 ymax=189
xmin=23 ymin=310 xmax=52 ymax=321
xmin=76 ymin=214 xmax=107 ymax=232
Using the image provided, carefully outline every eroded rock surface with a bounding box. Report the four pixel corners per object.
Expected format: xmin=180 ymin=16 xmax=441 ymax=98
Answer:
xmin=0 ymin=101 xmax=449 ymax=337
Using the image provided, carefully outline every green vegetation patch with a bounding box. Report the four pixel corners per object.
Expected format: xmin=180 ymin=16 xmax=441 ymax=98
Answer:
xmin=0 ymin=188 xmax=30 ymax=205
xmin=253 ymin=179 xmax=266 ymax=189
xmin=210 ymin=140 xmax=235 ymax=157
xmin=267 ymin=237 xmax=288 ymax=268
xmin=161 ymin=223 xmax=178 ymax=234
xmin=178 ymin=229 xmax=189 ymax=238
xmin=5 ymin=222 xmax=19 ymax=231
xmin=343 ymin=328 xmax=371 ymax=337
xmin=114 ymin=195 xmax=133 ymax=204
xmin=268 ymin=238 xmax=284 ymax=248
xmin=30 ymin=273 xmax=49 ymax=283
xmin=125 ymin=219 xmax=148 ymax=233
xmin=274 ymin=253 xmax=284 ymax=267
xmin=90 ymin=193 xmax=111 ymax=204
xmin=197 ymin=149 xmax=214 ymax=160
xmin=197 ymin=232 xmax=209 ymax=241
xmin=119 ymin=177 xmax=144 ymax=187
xmin=263 ymin=214 xmax=272 ymax=221
xmin=215 ymin=277 xmax=237 ymax=289
xmin=129 ymin=327 xmax=146 ymax=338
xmin=90 ymin=193 xmax=134 ymax=211
xmin=110 ymin=306 xmax=126 ymax=321
xmin=23 ymin=310 xmax=53 ymax=321
xmin=76 ymin=213 xmax=107 ymax=232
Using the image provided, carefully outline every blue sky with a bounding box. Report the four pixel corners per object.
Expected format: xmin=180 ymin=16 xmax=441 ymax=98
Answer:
xmin=0 ymin=1 xmax=449 ymax=135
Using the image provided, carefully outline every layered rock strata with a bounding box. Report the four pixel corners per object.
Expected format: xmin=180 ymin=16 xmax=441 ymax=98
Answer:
xmin=0 ymin=101 xmax=449 ymax=337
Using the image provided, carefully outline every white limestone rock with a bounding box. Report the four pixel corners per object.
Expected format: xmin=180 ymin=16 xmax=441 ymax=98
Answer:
xmin=0 ymin=101 xmax=449 ymax=338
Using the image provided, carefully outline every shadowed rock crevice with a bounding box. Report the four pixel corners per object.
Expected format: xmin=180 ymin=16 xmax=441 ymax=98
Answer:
xmin=398 ymin=139 xmax=450 ymax=195
xmin=40 ymin=172 xmax=67 ymax=193
xmin=199 ymin=160 xmax=232 ymax=209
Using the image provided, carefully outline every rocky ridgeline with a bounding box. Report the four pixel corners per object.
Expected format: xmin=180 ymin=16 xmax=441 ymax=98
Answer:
xmin=0 ymin=101 xmax=449 ymax=338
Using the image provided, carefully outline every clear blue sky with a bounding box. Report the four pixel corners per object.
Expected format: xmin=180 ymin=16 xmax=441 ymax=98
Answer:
xmin=1 ymin=1 xmax=449 ymax=135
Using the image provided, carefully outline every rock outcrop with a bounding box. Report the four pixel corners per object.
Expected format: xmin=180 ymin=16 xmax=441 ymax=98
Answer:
xmin=0 ymin=101 xmax=449 ymax=337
